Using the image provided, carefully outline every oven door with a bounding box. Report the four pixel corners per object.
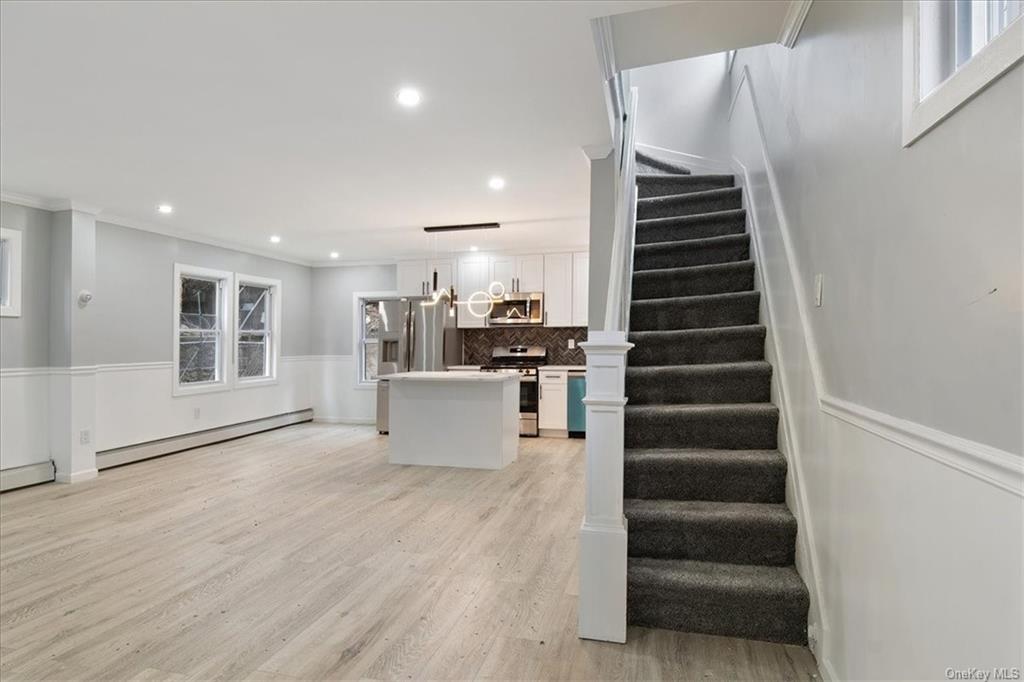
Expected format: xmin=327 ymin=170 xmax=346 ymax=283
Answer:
xmin=519 ymin=375 xmax=539 ymax=437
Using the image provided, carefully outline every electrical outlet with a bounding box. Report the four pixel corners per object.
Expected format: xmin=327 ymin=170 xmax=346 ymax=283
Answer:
xmin=193 ymin=407 xmax=201 ymax=420
xmin=567 ymin=338 xmax=575 ymax=349
xmin=79 ymin=429 xmax=90 ymax=445
xmin=814 ymin=274 xmax=824 ymax=307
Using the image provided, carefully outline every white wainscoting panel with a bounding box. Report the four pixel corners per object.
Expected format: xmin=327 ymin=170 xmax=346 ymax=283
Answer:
xmin=94 ymin=357 xmax=314 ymax=452
xmin=309 ymin=355 xmax=378 ymax=425
xmin=0 ymin=368 xmax=51 ymax=470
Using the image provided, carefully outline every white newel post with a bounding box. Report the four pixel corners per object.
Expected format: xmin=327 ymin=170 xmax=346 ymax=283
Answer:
xmin=578 ymin=330 xmax=633 ymax=643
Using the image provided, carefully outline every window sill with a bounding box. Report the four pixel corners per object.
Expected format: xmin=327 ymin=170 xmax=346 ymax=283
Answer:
xmin=235 ymin=377 xmax=279 ymax=390
xmin=903 ymin=11 xmax=1024 ymax=147
xmin=172 ymin=381 xmax=231 ymax=398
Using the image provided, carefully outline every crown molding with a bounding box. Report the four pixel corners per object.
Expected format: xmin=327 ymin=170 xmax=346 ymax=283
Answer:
xmin=1 ymin=191 xmax=101 ymax=215
xmin=778 ymin=0 xmax=813 ymax=48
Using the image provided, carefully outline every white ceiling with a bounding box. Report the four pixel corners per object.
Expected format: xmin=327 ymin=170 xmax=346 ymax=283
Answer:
xmin=0 ymin=0 xmax=675 ymax=264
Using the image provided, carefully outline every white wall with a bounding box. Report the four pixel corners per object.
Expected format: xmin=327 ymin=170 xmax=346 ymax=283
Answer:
xmin=720 ymin=1 xmax=1023 ymax=678
xmin=629 ymin=52 xmax=732 ymax=165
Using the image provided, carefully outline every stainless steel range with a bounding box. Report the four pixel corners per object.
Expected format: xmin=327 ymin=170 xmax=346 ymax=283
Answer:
xmin=480 ymin=345 xmax=547 ymax=437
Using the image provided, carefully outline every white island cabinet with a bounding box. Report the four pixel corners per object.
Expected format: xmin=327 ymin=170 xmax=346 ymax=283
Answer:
xmin=387 ymin=371 xmax=519 ymax=469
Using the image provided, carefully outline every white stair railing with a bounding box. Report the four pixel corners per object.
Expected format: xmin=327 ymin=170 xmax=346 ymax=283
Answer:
xmin=578 ymin=83 xmax=638 ymax=644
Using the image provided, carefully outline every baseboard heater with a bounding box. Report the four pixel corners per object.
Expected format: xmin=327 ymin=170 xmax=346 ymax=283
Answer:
xmin=95 ymin=408 xmax=314 ymax=470
xmin=0 ymin=461 xmax=56 ymax=493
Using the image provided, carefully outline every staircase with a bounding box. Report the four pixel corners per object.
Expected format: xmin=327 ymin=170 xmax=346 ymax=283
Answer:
xmin=623 ymin=152 xmax=809 ymax=645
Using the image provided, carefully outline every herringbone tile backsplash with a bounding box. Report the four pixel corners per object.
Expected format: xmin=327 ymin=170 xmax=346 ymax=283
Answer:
xmin=462 ymin=327 xmax=588 ymax=366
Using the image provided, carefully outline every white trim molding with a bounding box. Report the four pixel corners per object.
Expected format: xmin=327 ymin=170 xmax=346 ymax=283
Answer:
xmin=0 ymin=461 xmax=55 ymax=492
xmin=902 ymin=3 xmax=1024 ymax=146
xmin=778 ymin=1 xmax=814 ymax=48
xmin=173 ymin=263 xmax=234 ymax=397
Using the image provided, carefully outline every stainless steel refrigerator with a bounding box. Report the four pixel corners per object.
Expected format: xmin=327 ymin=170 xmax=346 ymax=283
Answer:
xmin=375 ymin=296 xmax=460 ymax=433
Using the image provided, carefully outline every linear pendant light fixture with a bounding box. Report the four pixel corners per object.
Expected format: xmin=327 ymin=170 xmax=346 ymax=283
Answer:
xmin=423 ymin=222 xmax=500 ymax=233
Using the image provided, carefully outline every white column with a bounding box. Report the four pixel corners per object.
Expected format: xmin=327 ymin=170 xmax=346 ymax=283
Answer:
xmin=578 ymin=330 xmax=633 ymax=643
xmin=49 ymin=206 xmax=98 ymax=483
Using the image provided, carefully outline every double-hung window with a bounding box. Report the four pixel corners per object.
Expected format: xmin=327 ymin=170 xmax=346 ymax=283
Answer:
xmin=904 ymin=0 xmax=1023 ymax=145
xmin=358 ymin=298 xmax=381 ymax=384
xmin=174 ymin=265 xmax=231 ymax=394
xmin=173 ymin=265 xmax=282 ymax=395
xmin=235 ymin=274 xmax=281 ymax=386
xmin=0 ymin=227 xmax=23 ymax=318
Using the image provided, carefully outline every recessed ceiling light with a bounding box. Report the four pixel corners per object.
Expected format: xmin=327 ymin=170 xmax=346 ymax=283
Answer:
xmin=269 ymin=235 xmax=281 ymax=244
xmin=329 ymin=251 xmax=340 ymax=259
xmin=488 ymin=176 xmax=506 ymax=190
xmin=396 ymin=87 xmax=421 ymax=108
xmin=157 ymin=204 xmax=173 ymax=214
xmin=470 ymin=246 xmax=479 ymax=252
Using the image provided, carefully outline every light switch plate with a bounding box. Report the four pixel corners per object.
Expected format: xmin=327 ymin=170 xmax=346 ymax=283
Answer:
xmin=79 ymin=430 xmax=90 ymax=445
xmin=814 ymin=274 xmax=824 ymax=307
xmin=567 ymin=339 xmax=575 ymax=349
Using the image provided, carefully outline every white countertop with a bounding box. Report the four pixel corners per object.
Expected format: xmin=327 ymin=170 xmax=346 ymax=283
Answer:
xmin=387 ymin=371 xmax=515 ymax=383
xmin=540 ymin=365 xmax=585 ymax=371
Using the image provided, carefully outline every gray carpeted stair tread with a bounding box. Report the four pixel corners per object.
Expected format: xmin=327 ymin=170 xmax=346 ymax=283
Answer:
xmin=636 ymin=209 xmax=747 ymax=244
xmin=638 ymin=174 xmax=735 ymax=198
xmin=625 ymin=403 xmax=778 ymax=450
xmin=634 ymin=233 xmax=750 ymax=271
xmin=626 ymin=362 xmax=771 ymax=405
xmin=637 ymin=187 xmax=743 ymax=220
xmin=628 ymin=558 xmax=809 ymax=644
xmin=632 ymin=261 xmax=755 ymax=299
xmin=625 ymin=499 xmax=797 ymax=566
xmin=635 ymin=150 xmax=692 ymax=175
xmin=630 ymin=291 xmax=760 ymax=331
xmin=629 ymin=325 xmax=766 ymax=365
xmin=624 ymin=449 xmax=786 ymax=503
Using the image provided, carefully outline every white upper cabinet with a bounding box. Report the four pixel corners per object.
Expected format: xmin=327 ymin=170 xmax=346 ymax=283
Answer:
xmin=427 ymin=259 xmax=455 ymax=294
xmin=398 ymin=259 xmax=454 ymax=296
xmin=457 ymin=256 xmax=489 ymax=328
xmin=516 ymin=254 xmax=545 ymax=293
xmin=397 ymin=260 xmax=429 ymax=296
xmin=489 ymin=254 xmax=544 ymax=294
xmin=572 ymin=251 xmax=589 ymax=327
xmin=543 ymin=253 xmax=572 ymax=327
xmin=489 ymin=256 xmax=516 ymax=293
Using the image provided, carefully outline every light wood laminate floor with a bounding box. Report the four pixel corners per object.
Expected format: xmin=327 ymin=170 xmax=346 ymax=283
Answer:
xmin=0 ymin=424 xmax=819 ymax=680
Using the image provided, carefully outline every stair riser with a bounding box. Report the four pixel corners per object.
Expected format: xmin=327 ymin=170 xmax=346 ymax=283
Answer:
xmin=627 ymin=517 xmax=796 ymax=566
xmin=625 ymin=459 xmax=786 ymax=503
xmin=628 ymin=587 xmax=809 ymax=645
xmin=629 ymin=328 xmax=766 ymax=365
xmin=638 ymin=176 xmax=735 ymax=198
xmin=625 ymin=410 xmax=778 ymax=449
xmin=630 ymin=295 xmax=760 ymax=332
xmin=635 ymin=153 xmax=692 ymax=175
xmin=634 ymin=240 xmax=749 ymax=271
xmin=637 ymin=191 xmax=743 ymax=220
xmin=626 ymin=368 xmax=771 ymax=405
xmin=633 ymin=264 xmax=754 ymax=299
xmin=636 ymin=211 xmax=747 ymax=245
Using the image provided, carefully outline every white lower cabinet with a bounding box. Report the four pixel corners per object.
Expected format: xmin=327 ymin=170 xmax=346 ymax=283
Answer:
xmin=538 ymin=369 xmax=567 ymax=434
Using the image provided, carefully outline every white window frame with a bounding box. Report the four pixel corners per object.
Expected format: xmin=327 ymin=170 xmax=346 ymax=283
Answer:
xmin=903 ymin=0 xmax=1024 ymax=146
xmin=353 ymin=290 xmax=396 ymax=389
xmin=173 ymin=263 xmax=233 ymax=396
xmin=0 ymin=227 xmax=24 ymax=318
xmin=234 ymin=273 xmax=282 ymax=389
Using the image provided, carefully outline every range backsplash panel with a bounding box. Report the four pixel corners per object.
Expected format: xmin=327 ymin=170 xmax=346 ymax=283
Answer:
xmin=462 ymin=327 xmax=588 ymax=366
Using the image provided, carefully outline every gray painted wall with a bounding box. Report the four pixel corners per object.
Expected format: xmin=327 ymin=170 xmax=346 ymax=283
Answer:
xmin=93 ymin=222 xmax=314 ymax=363
xmin=310 ymin=264 xmax=396 ymax=356
xmin=629 ymin=51 xmax=731 ymax=162
xmin=0 ymin=201 xmax=51 ymax=368
xmin=587 ymin=154 xmax=616 ymax=330
xmin=729 ymin=2 xmax=1022 ymax=452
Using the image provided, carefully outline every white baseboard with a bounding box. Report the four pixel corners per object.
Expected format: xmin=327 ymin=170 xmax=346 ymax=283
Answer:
xmin=55 ymin=468 xmax=98 ymax=484
xmin=95 ymin=409 xmax=314 ymax=470
xmin=0 ymin=461 xmax=55 ymax=492
xmin=636 ymin=143 xmax=732 ymax=174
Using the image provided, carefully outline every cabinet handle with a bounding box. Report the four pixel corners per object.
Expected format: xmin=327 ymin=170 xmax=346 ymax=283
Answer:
xmin=515 ymin=277 xmax=519 ymax=292
xmin=544 ymin=311 xmax=548 ymax=325
xmin=539 ymin=384 xmax=542 ymax=400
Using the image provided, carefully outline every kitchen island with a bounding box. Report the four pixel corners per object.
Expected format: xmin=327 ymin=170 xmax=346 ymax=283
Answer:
xmin=386 ymin=371 xmax=519 ymax=470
